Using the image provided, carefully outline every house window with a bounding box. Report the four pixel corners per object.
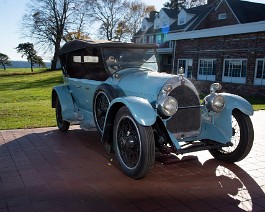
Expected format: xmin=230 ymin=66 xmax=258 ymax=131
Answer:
xmin=166 ymin=55 xmax=172 ymax=65
xmin=254 ymin=59 xmax=265 ymax=85
xmin=135 ymin=38 xmax=141 ymax=43
xmin=142 ymin=25 xmax=146 ymax=31
xmin=218 ymin=13 xmax=227 ymax=20
xmin=177 ymin=59 xmax=193 ymax=78
xmin=222 ymin=59 xmax=247 ymax=84
xmin=179 ymin=17 xmax=185 ymax=25
xmin=156 ymin=34 xmax=161 ymax=44
xmin=162 ymin=17 xmax=168 ymax=27
xmin=143 ymin=36 xmax=147 ymax=43
xmin=149 ymin=35 xmax=153 ymax=43
xmin=197 ymin=59 xmax=216 ymax=81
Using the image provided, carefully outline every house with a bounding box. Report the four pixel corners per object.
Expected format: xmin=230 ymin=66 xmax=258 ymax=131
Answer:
xmin=133 ymin=0 xmax=265 ymax=97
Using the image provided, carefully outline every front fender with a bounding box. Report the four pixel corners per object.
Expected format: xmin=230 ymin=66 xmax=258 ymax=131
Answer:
xmin=101 ymin=96 xmax=157 ymax=147
xmin=199 ymin=93 xmax=253 ymax=143
xmin=221 ymin=93 xmax=253 ymax=116
xmin=52 ymin=85 xmax=75 ymax=121
xmin=110 ymin=96 xmax=157 ymax=126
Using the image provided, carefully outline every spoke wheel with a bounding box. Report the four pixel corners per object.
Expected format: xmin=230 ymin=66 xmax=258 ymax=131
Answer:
xmin=113 ymin=106 xmax=155 ymax=179
xmin=56 ymin=99 xmax=70 ymax=132
xmin=209 ymin=109 xmax=254 ymax=163
xmin=94 ymin=91 xmax=110 ymax=133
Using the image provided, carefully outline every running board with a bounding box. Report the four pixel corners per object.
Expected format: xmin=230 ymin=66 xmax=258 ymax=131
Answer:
xmin=175 ymin=141 xmax=233 ymax=155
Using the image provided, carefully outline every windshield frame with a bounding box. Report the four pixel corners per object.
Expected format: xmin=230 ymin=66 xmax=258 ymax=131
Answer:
xmin=101 ymin=46 xmax=160 ymax=74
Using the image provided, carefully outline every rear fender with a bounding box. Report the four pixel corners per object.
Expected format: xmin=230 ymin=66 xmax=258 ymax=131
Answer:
xmin=52 ymin=85 xmax=75 ymax=121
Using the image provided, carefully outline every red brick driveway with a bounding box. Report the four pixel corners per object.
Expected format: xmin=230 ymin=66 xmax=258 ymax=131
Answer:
xmin=0 ymin=111 xmax=264 ymax=212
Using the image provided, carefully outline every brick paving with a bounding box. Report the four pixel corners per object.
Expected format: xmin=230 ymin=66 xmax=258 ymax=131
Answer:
xmin=0 ymin=111 xmax=264 ymax=212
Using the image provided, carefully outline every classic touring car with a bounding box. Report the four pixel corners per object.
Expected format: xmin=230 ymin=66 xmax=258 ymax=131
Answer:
xmin=52 ymin=39 xmax=254 ymax=179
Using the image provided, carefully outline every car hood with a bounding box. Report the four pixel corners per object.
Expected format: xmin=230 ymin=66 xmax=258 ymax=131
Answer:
xmin=117 ymin=69 xmax=173 ymax=98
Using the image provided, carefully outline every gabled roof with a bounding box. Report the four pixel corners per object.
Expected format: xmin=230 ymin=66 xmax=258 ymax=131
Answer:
xmin=162 ymin=8 xmax=179 ymax=19
xmin=226 ymin=0 xmax=265 ymax=23
xmin=170 ymin=4 xmax=215 ymax=32
xmin=133 ymin=0 xmax=265 ymax=39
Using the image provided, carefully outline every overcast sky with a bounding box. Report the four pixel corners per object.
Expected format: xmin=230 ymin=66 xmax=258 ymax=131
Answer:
xmin=0 ymin=0 xmax=264 ymax=61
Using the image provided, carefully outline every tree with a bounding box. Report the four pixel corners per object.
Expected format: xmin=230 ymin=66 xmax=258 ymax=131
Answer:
xmin=0 ymin=53 xmax=11 ymax=71
xmin=115 ymin=3 xmax=155 ymax=41
xmin=33 ymin=55 xmax=46 ymax=68
xmin=86 ymin=0 xmax=153 ymax=42
xmin=63 ymin=0 xmax=91 ymax=41
xmin=85 ymin=0 xmax=129 ymax=41
xmin=185 ymin=0 xmax=206 ymax=8
xmin=16 ymin=42 xmax=39 ymax=72
xmin=164 ymin=0 xmax=186 ymax=11
xmin=22 ymin=0 xmax=87 ymax=70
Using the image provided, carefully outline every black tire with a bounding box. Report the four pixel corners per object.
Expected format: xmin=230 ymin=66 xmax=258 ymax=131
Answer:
xmin=56 ymin=98 xmax=70 ymax=132
xmin=209 ymin=109 xmax=254 ymax=163
xmin=93 ymin=84 xmax=116 ymax=134
xmin=113 ymin=106 xmax=155 ymax=179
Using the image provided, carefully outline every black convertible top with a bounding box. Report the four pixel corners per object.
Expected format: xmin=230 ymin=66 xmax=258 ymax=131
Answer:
xmin=59 ymin=39 xmax=158 ymax=55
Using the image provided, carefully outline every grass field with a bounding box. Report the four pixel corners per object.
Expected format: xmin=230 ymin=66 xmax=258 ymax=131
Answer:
xmin=0 ymin=68 xmax=63 ymax=130
xmin=0 ymin=68 xmax=264 ymax=130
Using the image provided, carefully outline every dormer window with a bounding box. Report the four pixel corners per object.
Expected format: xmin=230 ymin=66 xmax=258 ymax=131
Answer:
xmin=142 ymin=25 xmax=147 ymax=31
xmin=218 ymin=13 xmax=227 ymax=20
xmin=179 ymin=17 xmax=185 ymax=25
xmin=178 ymin=10 xmax=187 ymax=25
xmin=162 ymin=17 xmax=168 ymax=27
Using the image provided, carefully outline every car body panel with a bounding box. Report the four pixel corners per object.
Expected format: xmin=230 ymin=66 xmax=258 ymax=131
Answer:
xmin=52 ymin=85 xmax=76 ymax=121
xmin=52 ymin=39 xmax=254 ymax=161
xmin=108 ymin=96 xmax=157 ymax=126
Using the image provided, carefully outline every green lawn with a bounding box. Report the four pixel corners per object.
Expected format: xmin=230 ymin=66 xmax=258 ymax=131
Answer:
xmin=0 ymin=68 xmax=264 ymax=130
xmin=0 ymin=68 xmax=63 ymax=130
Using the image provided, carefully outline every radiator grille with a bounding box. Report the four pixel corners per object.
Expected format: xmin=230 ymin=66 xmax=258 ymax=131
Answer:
xmin=167 ymin=85 xmax=201 ymax=135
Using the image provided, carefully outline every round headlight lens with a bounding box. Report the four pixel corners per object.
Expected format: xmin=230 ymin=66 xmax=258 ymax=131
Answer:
xmin=204 ymin=94 xmax=225 ymax=112
xmin=159 ymin=96 xmax=178 ymax=116
xmin=212 ymin=95 xmax=225 ymax=112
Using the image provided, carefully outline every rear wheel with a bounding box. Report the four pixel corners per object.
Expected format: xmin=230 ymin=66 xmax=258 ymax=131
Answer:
xmin=113 ymin=106 xmax=155 ymax=179
xmin=93 ymin=84 xmax=116 ymax=134
xmin=209 ymin=109 xmax=254 ymax=163
xmin=56 ymin=99 xmax=70 ymax=132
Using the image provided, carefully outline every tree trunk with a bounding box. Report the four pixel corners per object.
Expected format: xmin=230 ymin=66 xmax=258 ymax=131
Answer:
xmin=30 ymin=60 xmax=33 ymax=72
xmin=51 ymin=40 xmax=61 ymax=71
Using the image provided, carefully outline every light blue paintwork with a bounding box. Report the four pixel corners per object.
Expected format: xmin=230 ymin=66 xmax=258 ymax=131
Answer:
xmin=108 ymin=96 xmax=157 ymax=126
xmin=52 ymin=85 xmax=76 ymax=121
xmin=53 ymin=69 xmax=254 ymax=150
xmin=180 ymin=93 xmax=254 ymax=145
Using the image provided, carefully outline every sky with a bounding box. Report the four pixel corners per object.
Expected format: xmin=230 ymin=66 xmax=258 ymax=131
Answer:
xmin=0 ymin=0 xmax=264 ymax=61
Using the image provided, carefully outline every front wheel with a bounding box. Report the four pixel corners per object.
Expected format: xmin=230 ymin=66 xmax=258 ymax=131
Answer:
xmin=209 ymin=109 xmax=254 ymax=163
xmin=56 ymin=99 xmax=70 ymax=132
xmin=113 ymin=106 xmax=155 ymax=179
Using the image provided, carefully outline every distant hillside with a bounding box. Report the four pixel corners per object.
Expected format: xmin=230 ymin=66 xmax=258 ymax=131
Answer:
xmin=6 ymin=61 xmax=51 ymax=69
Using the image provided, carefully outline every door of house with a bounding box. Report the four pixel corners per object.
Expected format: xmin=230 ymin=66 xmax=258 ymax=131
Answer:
xmin=254 ymin=59 xmax=265 ymax=86
xmin=177 ymin=59 xmax=193 ymax=78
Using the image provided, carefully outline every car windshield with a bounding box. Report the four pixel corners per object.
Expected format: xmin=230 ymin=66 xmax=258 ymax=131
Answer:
xmin=103 ymin=47 xmax=158 ymax=74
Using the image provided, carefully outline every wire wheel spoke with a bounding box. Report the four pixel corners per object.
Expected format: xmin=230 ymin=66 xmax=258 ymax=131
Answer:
xmin=221 ymin=115 xmax=240 ymax=154
xmin=117 ymin=117 xmax=141 ymax=168
xmin=95 ymin=92 xmax=109 ymax=130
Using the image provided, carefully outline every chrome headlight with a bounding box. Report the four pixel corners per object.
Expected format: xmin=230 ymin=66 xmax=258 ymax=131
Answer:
xmin=158 ymin=96 xmax=178 ymax=116
xmin=204 ymin=94 xmax=225 ymax=113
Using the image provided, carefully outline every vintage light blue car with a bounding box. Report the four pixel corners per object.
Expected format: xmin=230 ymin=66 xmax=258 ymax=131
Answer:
xmin=52 ymin=39 xmax=254 ymax=179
